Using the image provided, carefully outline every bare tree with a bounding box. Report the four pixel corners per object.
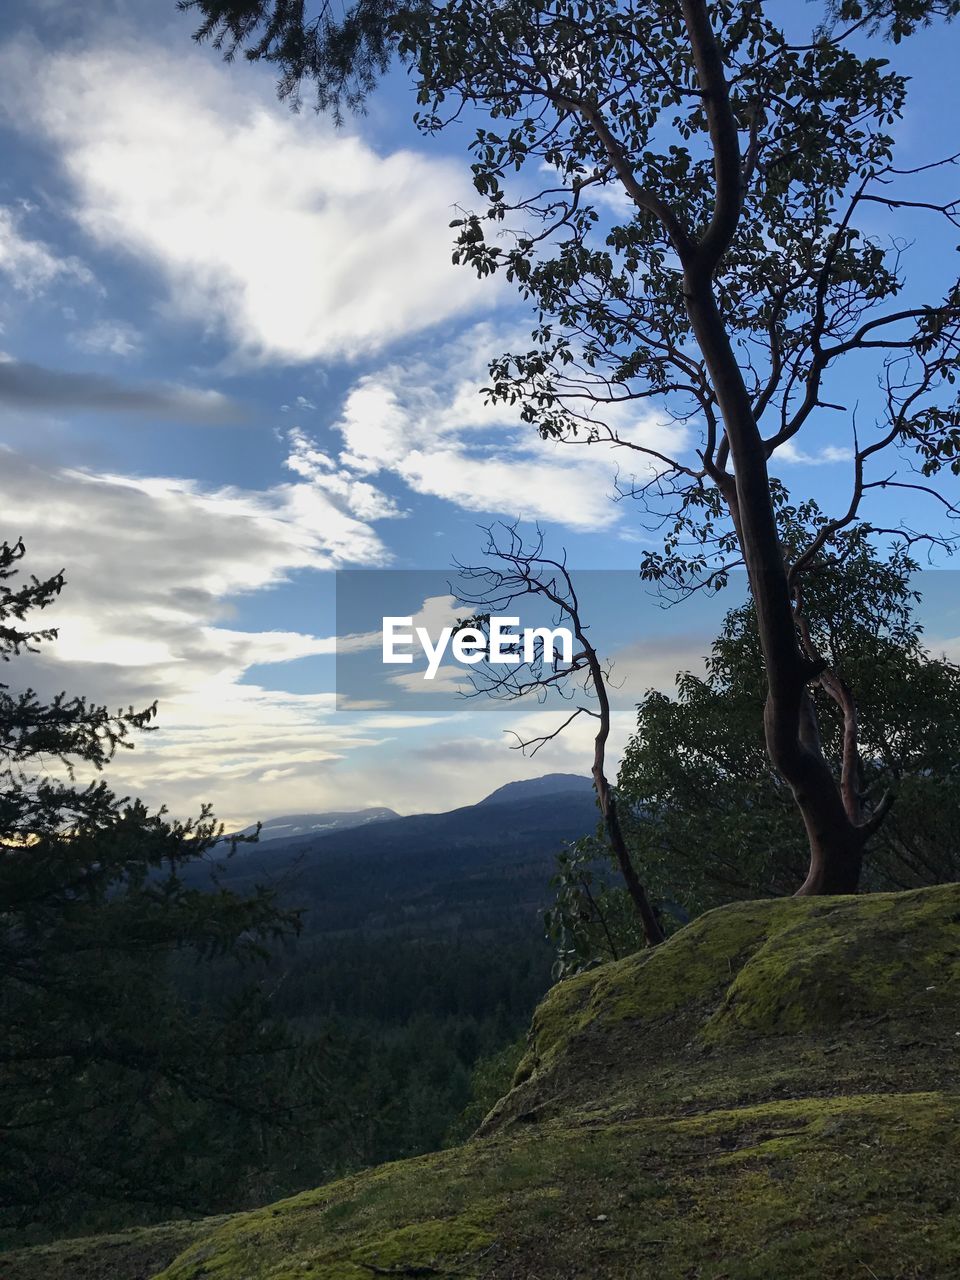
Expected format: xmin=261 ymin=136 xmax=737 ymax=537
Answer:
xmin=456 ymin=524 xmax=664 ymax=945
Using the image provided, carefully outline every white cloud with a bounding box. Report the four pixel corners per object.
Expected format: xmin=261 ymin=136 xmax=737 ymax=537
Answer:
xmin=0 ymin=38 xmax=490 ymax=364
xmin=284 ymin=426 xmax=401 ymax=522
xmin=388 ymin=666 xmax=476 ymax=696
xmin=0 ymin=204 xmax=93 ymax=295
xmin=0 ymin=432 xmax=407 ymax=820
xmin=333 ymin=323 xmax=685 ymax=530
xmin=70 ymin=318 xmax=141 ymax=357
xmin=776 ymin=442 xmax=853 ymax=465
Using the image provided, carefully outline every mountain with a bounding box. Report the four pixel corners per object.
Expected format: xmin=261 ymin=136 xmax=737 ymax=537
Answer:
xmin=476 ymin=773 xmax=593 ymax=806
xmin=243 ymin=776 xmax=590 ymax=838
xmin=205 ymin=776 xmax=599 ymax=936
xmin=240 ymin=808 xmax=398 ymax=842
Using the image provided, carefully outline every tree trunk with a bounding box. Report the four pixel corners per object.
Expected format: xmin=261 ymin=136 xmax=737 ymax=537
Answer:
xmin=795 ymin=826 xmax=865 ymax=896
xmin=593 ymin=763 xmax=665 ymax=945
xmin=675 ymin=0 xmax=884 ymax=897
xmin=681 ymin=283 xmax=862 ymax=892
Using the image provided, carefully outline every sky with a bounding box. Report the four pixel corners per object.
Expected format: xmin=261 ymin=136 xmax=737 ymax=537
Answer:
xmin=1 ymin=0 xmax=958 ymax=826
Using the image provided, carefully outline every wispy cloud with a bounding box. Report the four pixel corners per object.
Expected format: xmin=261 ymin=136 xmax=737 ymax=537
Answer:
xmin=0 ymin=203 xmax=93 ymax=295
xmin=69 ymin=318 xmax=142 ymax=358
xmin=0 ymin=357 xmax=243 ymax=423
xmin=333 ymin=323 xmax=684 ymax=530
xmin=776 ymin=442 xmax=853 ymax=466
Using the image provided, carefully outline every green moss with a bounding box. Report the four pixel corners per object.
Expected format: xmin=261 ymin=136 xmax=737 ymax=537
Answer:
xmin=0 ymin=1217 xmax=228 ymax=1280
xmin=349 ymin=1218 xmax=493 ymax=1271
xmin=155 ymin=1090 xmax=960 ymax=1278
xmin=507 ymin=896 xmax=810 ymax=1090
xmin=494 ymin=883 xmax=960 ymax=1136
xmin=703 ymin=885 xmax=960 ymax=1040
xmin=20 ymin=885 xmax=960 ymax=1279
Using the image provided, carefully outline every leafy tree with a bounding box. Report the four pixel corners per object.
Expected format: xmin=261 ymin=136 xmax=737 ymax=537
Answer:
xmin=618 ymin=525 xmax=960 ymax=912
xmin=547 ymin=530 xmax=960 ymax=973
xmin=182 ymin=0 xmax=960 ymax=900
xmin=178 ymin=1 xmax=960 ymax=107
xmin=0 ymin=540 xmax=323 ymax=1239
xmin=178 ymin=0 xmax=419 ymax=119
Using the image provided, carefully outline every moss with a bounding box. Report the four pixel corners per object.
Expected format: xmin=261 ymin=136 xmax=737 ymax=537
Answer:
xmin=703 ymin=885 xmax=960 ymax=1040
xmin=492 ymin=883 xmax=960 ymax=1136
xmin=21 ymin=884 xmax=960 ymax=1279
xmin=0 ymin=1217 xmax=228 ymax=1280
xmin=506 ymin=895 xmax=811 ymax=1091
xmin=155 ymin=1090 xmax=960 ymax=1278
xmin=349 ymin=1218 xmax=493 ymax=1271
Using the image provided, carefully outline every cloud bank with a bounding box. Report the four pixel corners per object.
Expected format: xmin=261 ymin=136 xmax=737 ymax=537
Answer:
xmin=0 ymin=37 xmax=490 ymax=364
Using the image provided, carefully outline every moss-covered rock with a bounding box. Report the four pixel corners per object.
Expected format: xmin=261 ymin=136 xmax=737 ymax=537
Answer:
xmin=12 ymin=885 xmax=960 ymax=1278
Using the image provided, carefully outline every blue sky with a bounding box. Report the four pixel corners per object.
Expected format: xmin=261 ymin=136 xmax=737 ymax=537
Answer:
xmin=0 ymin=0 xmax=958 ymax=824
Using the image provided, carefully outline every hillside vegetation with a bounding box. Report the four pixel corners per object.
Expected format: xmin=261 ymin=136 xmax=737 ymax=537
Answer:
xmin=9 ymin=881 xmax=960 ymax=1279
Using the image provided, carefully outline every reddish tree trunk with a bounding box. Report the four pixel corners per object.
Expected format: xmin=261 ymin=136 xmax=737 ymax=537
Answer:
xmin=676 ymin=0 xmax=882 ymax=895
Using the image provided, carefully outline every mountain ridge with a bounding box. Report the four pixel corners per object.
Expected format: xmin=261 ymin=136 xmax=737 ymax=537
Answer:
xmin=208 ymin=774 xmax=600 ymax=937
xmin=241 ymin=774 xmax=593 ymax=841
xmin=475 ymin=773 xmax=593 ymax=807
xmin=239 ymin=807 xmax=398 ymax=842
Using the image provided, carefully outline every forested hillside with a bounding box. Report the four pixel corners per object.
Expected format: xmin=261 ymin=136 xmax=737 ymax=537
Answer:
xmin=177 ymin=778 xmax=597 ymax=1177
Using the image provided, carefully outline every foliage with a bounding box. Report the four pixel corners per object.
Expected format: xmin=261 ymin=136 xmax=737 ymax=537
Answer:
xmin=177 ymin=0 xmax=424 ymax=120
xmin=539 ymin=527 xmax=960 ymax=972
xmin=828 ymin=0 xmax=960 ymax=40
xmin=619 ymin=533 xmax=960 ymax=916
xmin=0 ymin=540 xmax=323 ymax=1240
xmin=544 ymin=836 xmax=648 ymax=978
xmin=185 ymin=929 xmax=552 ymax=1169
xmin=179 ymin=0 xmax=960 ymax=95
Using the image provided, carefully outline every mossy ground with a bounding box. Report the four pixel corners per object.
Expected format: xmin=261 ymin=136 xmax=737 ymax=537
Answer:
xmin=0 ymin=1217 xmax=227 ymax=1280
xmin=9 ymin=884 xmax=960 ymax=1278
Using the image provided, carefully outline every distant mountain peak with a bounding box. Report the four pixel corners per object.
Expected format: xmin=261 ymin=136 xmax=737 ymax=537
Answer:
xmin=241 ymin=808 xmax=399 ymax=842
xmin=477 ymin=773 xmax=593 ymax=807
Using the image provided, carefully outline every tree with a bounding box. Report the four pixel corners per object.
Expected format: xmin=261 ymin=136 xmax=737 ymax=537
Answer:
xmin=456 ymin=522 xmax=664 ymax=946
xmin=0 ymin=540 xmax=322 ymax=1237
xmin=177 ymin=0 xmax=419 ymax=119
xmin=178 ymin=1 xmax=960 ymax=108
xmin=182 ymin=0 xmax=960 ymax=897
xmin=545 ymin=529 xmax=960 ymax=972
xmin=618 ymin=519 xmax=960 ymax=916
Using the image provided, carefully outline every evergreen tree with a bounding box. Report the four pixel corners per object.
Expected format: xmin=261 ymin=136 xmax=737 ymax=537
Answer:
xmin=0 ymin=540 xmax=321 ymax=1238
